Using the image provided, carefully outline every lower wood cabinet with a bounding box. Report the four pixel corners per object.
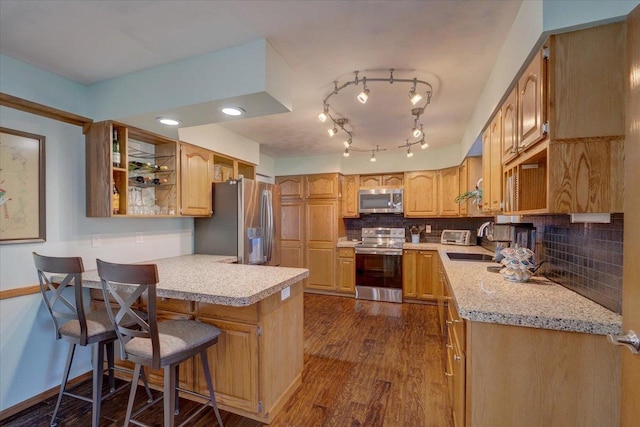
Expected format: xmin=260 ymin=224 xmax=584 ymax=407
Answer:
xmin=336 ymin=247 xmax=355 ymax=293
xmin=402 ymin=249 xmax=438 ymax=301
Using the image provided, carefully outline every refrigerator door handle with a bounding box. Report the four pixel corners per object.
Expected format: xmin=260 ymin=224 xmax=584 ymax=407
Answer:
xmin=263 ymin=189 xmax=273 ymax=263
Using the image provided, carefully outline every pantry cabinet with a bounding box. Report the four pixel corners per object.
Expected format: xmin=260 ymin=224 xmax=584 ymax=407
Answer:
xmin=276 ymin=175 xmax=304 ymax=199
xmin=306 ymin=173 xmax=339 ymax=198
xmin=404 ymin=170 xmax=438 ymax=217
xmin=279 ymin=199 xmax=305 ymax=269
xmin=306 ymin=199 xmax=339 ymax=291
xmin=179 ymin=142 xmax=213 ymax=216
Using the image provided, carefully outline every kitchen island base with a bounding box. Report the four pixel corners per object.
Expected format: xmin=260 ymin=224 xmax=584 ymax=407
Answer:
xmin=96 ymin=280 xmax=304 ymax=424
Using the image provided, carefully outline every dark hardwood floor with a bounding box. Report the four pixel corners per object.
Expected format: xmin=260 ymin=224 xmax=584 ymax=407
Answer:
xmin=1 ymin=294 xmax=453 ymax=427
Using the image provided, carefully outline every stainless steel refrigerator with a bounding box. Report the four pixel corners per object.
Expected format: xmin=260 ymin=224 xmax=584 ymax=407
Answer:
xmin=194 ymin=178 xmax=279 ymax=266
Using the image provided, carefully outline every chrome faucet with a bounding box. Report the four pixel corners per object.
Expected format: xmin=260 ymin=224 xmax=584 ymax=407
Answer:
xmin=477 ymin=221 xmax=493 ymax=238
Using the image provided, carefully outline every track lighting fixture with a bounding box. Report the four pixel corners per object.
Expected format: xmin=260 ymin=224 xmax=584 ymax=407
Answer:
xmin=409 ymin=78 xmax=422 ymax=105
xmin=357 ymin=77 xmax=370 ymax=104
xmin=319 ymin=68 xmax=433 ymax=160
xmin=318 ymin=104 xmax=329 ymax=123
xmin=343 ymin=148 xmax=350 ymax=157
xmin=420 ymin=137 xmax=429 ymax=149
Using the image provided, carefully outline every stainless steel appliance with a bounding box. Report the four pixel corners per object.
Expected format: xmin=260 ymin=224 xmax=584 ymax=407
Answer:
xmin=194 ymin=178 xmax=279 ymax=265
xmin=440 ymin=229 xmax=474 ymax=246
xmin=358 ymin=188 xmax=403 ymax=214
xmin=355 ymin=227 xmax=404 ymax=303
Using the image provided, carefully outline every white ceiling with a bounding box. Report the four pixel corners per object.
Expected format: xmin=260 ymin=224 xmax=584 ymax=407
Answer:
xmin=0 ymin=0 xmax=522 ymax=158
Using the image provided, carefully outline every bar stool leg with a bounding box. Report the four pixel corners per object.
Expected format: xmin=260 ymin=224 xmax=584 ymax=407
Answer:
xmin=124 ymin=364 xmax=142 ymax=427
xmin=163 ymin=364 xmax=177 ymax=427
xmin=50 ymin=343 xmax=76 ymax=426
xmin=201 ymin=350 xmax=224 ymax=427
xmin=91 ymin=343 xmax=105 ymax=427
xmin=106 ymin=341 xmax=115 ymax=392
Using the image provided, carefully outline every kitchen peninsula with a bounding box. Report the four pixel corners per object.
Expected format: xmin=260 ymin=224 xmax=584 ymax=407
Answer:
xmin=83 ymin=255 xmax=309 ymax=424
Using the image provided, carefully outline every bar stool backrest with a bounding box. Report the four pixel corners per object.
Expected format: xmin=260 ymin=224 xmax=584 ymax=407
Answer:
xmin=32 ymin=252 xmax=88 ymax=344
xmin=96 ymin=259 xmax=162 ymax=369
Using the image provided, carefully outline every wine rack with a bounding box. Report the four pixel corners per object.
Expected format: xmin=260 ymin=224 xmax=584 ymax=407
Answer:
xmin=86 ymin=120 xmax=178 ymax=217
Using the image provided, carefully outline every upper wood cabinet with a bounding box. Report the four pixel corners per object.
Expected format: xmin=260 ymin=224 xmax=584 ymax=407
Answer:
xmin=438 ymin=167 xmax=460 ymax=216
xmin=501 ymin=87 xmax=519 ymax=165
xmin=518 ymin=48 xmax=547 ymax=152
xmin=459 ymin=157 xmax=483 ymax=217
xmin=404 ymin=170 xmax=438 ymax=217
xmin=341 ymin=174 xmax=359 ymax=218
xmin=85 ymin=120 xmax=179 ymax=218
xmin=482 ymin=112 xmax=503 ymax=213
xmin=276 ymin=176 xmax=304 ymax=199
xmin=359 ymin=173 xmax=404 ymax=188
xmin=212 ymin=153 xmax=255 ymax=183
xmin=179 ymin=142 xmax=213 ymax=216
xmin=305 ymin=173 xmax=339 ymax=198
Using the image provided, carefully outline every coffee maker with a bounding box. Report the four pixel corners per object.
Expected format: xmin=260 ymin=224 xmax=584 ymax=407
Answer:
xmin=491 ymin=222 xmax=536 ymax=257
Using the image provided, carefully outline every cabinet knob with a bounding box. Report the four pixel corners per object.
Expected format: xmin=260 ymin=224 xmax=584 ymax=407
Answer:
xmin=445 ymin=371 xmax=453 ymax=377
xmin=454 ymin=355 xmax=462 ymax=362
xmin=446 ymin=344 xmax=453 ymax=349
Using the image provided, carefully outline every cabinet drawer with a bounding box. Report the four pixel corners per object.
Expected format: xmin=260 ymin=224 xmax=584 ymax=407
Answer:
xmin=337 ymin=247 xmax=355 ymax=258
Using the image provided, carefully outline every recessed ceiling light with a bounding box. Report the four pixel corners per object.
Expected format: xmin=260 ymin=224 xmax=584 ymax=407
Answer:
xmin=221 ymin=106 xmax=245 ymax=116
xmin=156 ymin=117 xmax=181 ymax=126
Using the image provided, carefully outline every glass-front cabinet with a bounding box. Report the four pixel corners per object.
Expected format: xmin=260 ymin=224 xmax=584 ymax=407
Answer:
xmin=86 ymin=120 xmax=178 ymax=217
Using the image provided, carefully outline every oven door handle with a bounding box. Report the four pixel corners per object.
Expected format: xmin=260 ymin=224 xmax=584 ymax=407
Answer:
xmin=355 ymin=248 xmax=403 ymax=256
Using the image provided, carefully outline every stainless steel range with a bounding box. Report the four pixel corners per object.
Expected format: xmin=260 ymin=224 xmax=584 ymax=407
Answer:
xmin=355 ymin=227 xmax=404 ymax=303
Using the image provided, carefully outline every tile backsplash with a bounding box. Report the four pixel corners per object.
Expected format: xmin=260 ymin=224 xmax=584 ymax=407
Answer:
xmin=524 ymin=214 xmax=623 ymax=314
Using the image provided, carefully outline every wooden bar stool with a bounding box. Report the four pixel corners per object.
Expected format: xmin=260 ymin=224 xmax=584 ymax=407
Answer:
xmin=32 ymin=252 xmax=152 ymax=427
xmin=97 ymin=259 xmax=225 ymax=427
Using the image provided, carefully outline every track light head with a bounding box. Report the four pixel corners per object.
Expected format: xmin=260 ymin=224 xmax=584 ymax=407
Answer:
xmin=328 ymin=127 xmax=338 ymax=137
xmin=407 ymin=147 xmax=413 ymax=158
xmin=409 ymin=90 xmax=422 ymax=105
xmin=357 ymin=87 xmax=370 ymax=104
xmin=420 ymin=138 xmax=429 ymax=149
xmin=370 ymin=151 xmax=376 ymax=162
xmin=343 ymin=148 xmax=350 ymax=157
xmin=343 ymin=137 xmax=352 ymax=148
xmin=412 ymin=126 xmax=422 ymax=138
xmin=318 ymin=104 xmax=329 ymax=122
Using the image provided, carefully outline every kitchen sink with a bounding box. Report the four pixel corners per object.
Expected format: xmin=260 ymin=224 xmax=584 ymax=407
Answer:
xmin=446 ymin=252 xmax=495 ymax=262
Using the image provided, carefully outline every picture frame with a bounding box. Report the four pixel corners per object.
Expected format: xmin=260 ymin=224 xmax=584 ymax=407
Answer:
xmin=0 ymin=127 xmax=46 ymax=244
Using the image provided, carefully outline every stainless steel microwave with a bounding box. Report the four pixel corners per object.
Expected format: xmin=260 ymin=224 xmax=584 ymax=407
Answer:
xmin=358 ymin=188 xmax=403 ymax=214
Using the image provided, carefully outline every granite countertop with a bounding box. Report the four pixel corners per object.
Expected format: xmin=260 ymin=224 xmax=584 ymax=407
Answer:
xmin=81 ymin=254 xmax=309 ymax=307
xmin=434 ymin=244 xmax=622 ymax=335
xmin=337 ymin=238 xmax=362 ymax=248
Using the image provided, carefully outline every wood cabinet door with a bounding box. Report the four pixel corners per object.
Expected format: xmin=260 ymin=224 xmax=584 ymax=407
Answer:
xmin=195 ymin=318 xmax=260 ymax=414
xmin=360 ymin=175 xmax=383 ymax=188
xmin=280 ymin=242 xmax=304 ymax=268
xmin=306 ymin=200 xmax=337 ymax=243
xmin=276 ymin=176 xmax=304 ymax=199
xmin=438 ymin=167 xmax=460 ymax=216
xmin=489 ymin=112 xmax=503 ymax=212
xmin=481 ymin=129 xmax=492 ymax=212
xmin=502 ymin=87 xmax=519 ymax=164
xmin=306 ymin=244 xmax=336 ymax=290
xmin=404 ymin=171 xmax=438 ymax=217
xmin=341 ymin=175 xmax=359 ymax=218
xmin=458 ymin=162 xmax=468 ymax=216
xmin=382 ymin=174 xmax=404 ymax=186
xmin=416 ymin=250 xmax=437 ymax=300
xmin=306 ymin=173 xmax=339 ymax=198
xmin=518 ymin=48 xmax=546 ymax=150
xmin=180 ymin=142 xmax=213 ymax=216
xmin=280 ymin=201 xmax=304 ymax=243
xmin=337 ymin=250 xmax=355 ymax=293
xmin=402 ymin=250 xmax=417 ymax=298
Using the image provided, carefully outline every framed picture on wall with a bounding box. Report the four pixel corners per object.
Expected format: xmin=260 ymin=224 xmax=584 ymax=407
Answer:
xmin=0 ymin=127 xmax=46 ymax=244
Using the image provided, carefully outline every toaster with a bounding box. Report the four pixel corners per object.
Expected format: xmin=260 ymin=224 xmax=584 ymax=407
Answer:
xmin=440 ymin=229 xmax=474 ymax=246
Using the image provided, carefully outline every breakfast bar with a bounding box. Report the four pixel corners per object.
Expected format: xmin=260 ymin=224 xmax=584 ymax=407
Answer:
xmin=84 ymin=255 xmax=309 ymax=424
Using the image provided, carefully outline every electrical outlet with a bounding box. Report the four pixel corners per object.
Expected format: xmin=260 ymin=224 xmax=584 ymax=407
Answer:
xmin=91 ymin=234 xmax=101 ymax=248
xmin=136 ymin=232 xmax=143 ymax=243
xmin=281 ymin=286 xmax=291 ymax=301
xmin=425 ymin=225 xmax=432 ymax=233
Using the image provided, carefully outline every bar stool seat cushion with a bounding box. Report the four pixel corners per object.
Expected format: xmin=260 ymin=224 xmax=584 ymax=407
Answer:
xmin=125 ymin=320 xmax=221 ymax=363
xmin=58 ymin=309 xmax=114 ymax=339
